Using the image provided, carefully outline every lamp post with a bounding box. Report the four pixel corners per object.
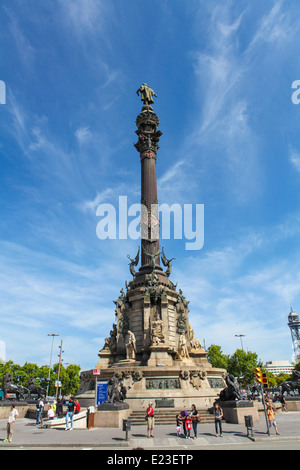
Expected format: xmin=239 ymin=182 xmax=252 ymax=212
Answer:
xmin=235 ymin=334 xmax=245 ymax=351
xmin=56 ymin=339 xmax=64 ymax=401
xmin=47 ymin=334 xmax=59 ymax=396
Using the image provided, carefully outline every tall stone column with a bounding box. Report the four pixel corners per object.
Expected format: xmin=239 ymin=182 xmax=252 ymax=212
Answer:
xmin=133 ymin=98 xmax=169 ymax=287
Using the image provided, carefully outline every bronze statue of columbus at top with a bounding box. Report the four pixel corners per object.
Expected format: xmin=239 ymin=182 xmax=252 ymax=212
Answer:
xmin=136 ymin=83 xmax=157 ymax=106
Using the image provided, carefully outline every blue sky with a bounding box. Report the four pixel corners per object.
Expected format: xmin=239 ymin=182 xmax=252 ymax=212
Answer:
xmin=1 ymin=0 xmax=300 ymax=371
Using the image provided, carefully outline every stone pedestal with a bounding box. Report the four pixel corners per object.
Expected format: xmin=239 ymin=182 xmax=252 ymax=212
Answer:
xmin=147 ymin=347 xmax=174 ymax=367
xmin=94 ymin=403 xmax=131 ymax=428
xmin=286 ymin=398 xmax=300 ymax=411
xmin=0 ymin=402 xmax=29 ymax=419
xmin=220 ymin=400 xmax=259 ymax=424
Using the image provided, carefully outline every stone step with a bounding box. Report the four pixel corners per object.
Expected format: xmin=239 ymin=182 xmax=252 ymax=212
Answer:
xmin=129 ymin=409 xmax=214 ymax=426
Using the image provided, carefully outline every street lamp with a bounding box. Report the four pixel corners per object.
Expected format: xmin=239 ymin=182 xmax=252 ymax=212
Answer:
xmin=56 ymin=339 xmax=64 ymax=401
xmin=235 ymin=334 xmax=245 ymax=351
xmin=47 ymin=334 xmax=59 ymax=396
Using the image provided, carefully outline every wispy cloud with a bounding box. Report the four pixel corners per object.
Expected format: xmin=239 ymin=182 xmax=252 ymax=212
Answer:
xmin=188 ymin=1 xmax=299 ymax=203
xmin=289 ymin=147 xmax=300 ymax=173
xmin=3 ymin=6 xmax=36 ymax=68
xmin=248 ymin=0 xmax=297 ymax=51
xmin=78 ymin=188 xmax=114 ymax=213
xmin=75 ymin=126 xmax=92 ymax=145
xmin=175 ymin=213 xmax=299 ymax=361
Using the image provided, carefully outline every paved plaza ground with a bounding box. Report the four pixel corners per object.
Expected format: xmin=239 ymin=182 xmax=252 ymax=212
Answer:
xmin=0 ymin=410 xmax=299 ymax=450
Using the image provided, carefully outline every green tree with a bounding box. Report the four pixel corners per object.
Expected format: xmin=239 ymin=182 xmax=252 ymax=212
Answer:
xmin=0 ymin=361 xmax=81 ymax=397
xmin=227 ymin=349 xmax=262 ymax=385
xmin=275 ymin=373 xmax=292 ymax=386
xmin=207 ymin=345 xmax=229 ymax=369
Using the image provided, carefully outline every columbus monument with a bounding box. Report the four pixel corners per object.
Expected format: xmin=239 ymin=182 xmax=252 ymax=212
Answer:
xmin=78 ymin=85 xmax=226 ymax=410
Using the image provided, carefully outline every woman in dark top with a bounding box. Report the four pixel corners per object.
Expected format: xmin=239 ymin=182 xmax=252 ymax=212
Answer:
xmin=214 ymin=403 xmax=223 ymax=437
xmin=191 ymin=404 xmax=199 ymax=439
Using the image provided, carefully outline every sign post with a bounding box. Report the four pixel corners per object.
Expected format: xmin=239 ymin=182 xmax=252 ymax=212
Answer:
xmin=93 ymin=369 xmax=101 ymax=408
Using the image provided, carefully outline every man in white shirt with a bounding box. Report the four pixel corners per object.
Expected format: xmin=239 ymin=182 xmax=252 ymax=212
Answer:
xmin=47 ymin=405 xmax=55 ymax=419
xmin=5 ymin=404 xmax=19 ymax=442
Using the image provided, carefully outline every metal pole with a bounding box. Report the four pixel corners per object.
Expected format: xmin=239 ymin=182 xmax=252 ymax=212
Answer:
xmin=235 ymin=334 xmax=245 ymax=351
xmin=95 ymin=376 xmax=97 ymax=408
xmin=47 ymin=334 xmax=59 ymax=396
xmin=260 ymin=383 xmax=270 ymax=436
xmin=56 ymin=339 xmax=63 ymax=401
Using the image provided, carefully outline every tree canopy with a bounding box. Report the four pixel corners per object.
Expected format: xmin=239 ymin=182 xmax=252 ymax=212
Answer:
xmin=206 ymin=344 xmax=292 ymax=387
xmin=0 ymin=360 xmax=81 ymax=397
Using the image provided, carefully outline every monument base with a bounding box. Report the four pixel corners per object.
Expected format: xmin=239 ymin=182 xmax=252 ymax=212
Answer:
xmin=286 ymin=399 xmax=300 ymax=411
xmin=219 ymin=400 xmax=259 ymax=424
xmin=77 ymin=362 xmax=226 ymax=412
xmin=98 ymin=402 xmax=129 ymax=411
xmin=94 ymin=407 xmax=131 ymax=428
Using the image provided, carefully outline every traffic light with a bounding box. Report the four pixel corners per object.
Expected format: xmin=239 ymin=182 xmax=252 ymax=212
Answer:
xmin=254 ymin=367 xmax=262 ymax=383
xmin=261 ymin=372 xmax=269 ymax=390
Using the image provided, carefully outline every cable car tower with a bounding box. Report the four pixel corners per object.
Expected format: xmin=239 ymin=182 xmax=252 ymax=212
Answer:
xmin=288 ymin=307 xmax=300 ymax=361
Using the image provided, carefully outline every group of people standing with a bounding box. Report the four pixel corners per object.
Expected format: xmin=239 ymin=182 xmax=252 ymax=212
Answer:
xmin=146 ymin=403 xmax=224 ymax=439
xmin=35 ymin=396 xmax=81 ymax=430
xmin=176 ymin=404 xmax=201 ymax=439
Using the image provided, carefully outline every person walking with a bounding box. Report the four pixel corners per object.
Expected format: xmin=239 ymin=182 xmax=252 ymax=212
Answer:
xmin=65 ymin=396 xmax=75 ymax=430
xmin=146 ymin=403 xmax=155 ymax=438
xmin=190 ymin=404 xmax=200 ymax=439
xmin=267 ymin=403 xmax=280 ymax=435
xmin=278 ymin=394 xmax=287 ymax=412
xmin=4 ymin=404 xmax=19 ymax=442
xmin=214 ymin=403 xmax=223 ymax=437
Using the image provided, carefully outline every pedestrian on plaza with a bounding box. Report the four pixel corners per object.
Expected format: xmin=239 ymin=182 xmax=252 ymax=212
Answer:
xmin=190 ymin=404 xmax=200 ymax=439
xmin=4 ymin=404 xmax=19 ymax=442
xmin=185 ymin=415 xmax=192 ymax=439
xmin=146 ymin=403 xmax=155 ymax=438
xmin=267 ymin=403 xmax=280 ymax=435
xmin=47 ymin=405 xmax=55 ymax=420
xmin=65 ymin=396 xmax=75 ymax=431
xmin=74 ymin=398 xmax=81 ymax=414
xmin=180 ymin=410 xmax=188 ymax=437
xmin=176 ymin=414 xmax=182 ymax=436
xmin=56 ymin=398 xmax=64 ymax=418
xmin=278 ymin=394 xmax=287 ymax=412
xmin=36 ymin=396 xmax=44 ymax=426
xmin=214 ymin=403 xmax=223 ymax=437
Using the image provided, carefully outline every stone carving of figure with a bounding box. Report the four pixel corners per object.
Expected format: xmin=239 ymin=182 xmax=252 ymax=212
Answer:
xmin=219 ymin=374 xmax=241 ymax=401
xmin=176 ymin=334 xmax=190 ymax=361
xmin=125 ymin=330 xmax=136 ymax=360
xmin=151 ymin=311 xmax=165 ymax=345
xmin=161 ymin=247 xmax=175 ymax=278
xmin=103 ymin=324 xmax=117 ymax=353
xmin=113 ymin=288 xmax=127 ymax=308
xmin=127 ymin=247 xmax=140 ymax=277
xmin=106 ymin=374 xmax=121 ymax=404
xmin=143 ymin=246 xmax=160 ymax=270
xmin=2 ymin=374 xmax=28 ymax=401
xmin=189 ymin=325 xmax=202 ymax=350
xmin=136 ymin=83 xmax=157 ymax=106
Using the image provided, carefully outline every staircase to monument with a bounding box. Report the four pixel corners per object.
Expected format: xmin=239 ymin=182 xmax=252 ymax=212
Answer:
xmin=129 ymin=409 xmax=214 ymax=426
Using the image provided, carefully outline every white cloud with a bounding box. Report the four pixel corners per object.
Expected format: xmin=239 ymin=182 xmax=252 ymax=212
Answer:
xmin=289 ymin=148 xmax=300 ymax=173
xmin=248 ymin=0 xmax=297 ymax=50
xmin=75 ymin=126 xmax=92 ymax=145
